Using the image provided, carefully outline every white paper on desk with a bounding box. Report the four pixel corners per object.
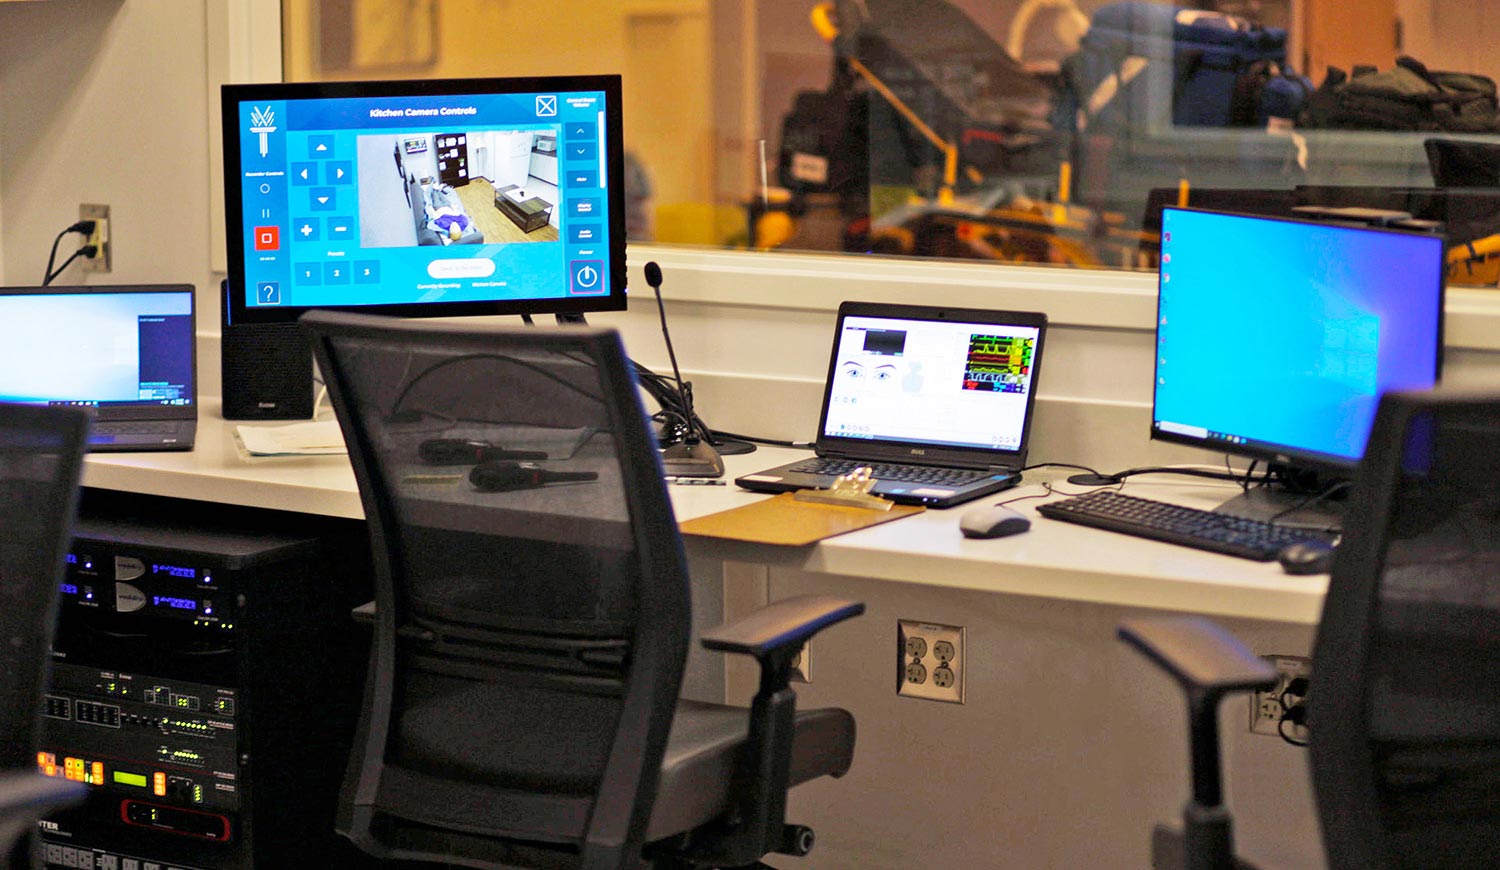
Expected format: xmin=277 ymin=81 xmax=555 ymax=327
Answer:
xmin=236 ymin=421 xmax=347 ymax=456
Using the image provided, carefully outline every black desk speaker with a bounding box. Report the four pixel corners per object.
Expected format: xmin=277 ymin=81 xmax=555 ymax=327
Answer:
xmin=221 ymin=282 xmax=314 ymax=419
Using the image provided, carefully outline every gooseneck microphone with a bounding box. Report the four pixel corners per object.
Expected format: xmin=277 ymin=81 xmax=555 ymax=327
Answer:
xmin=646 ymin=261 xmax=725 ymax=478
xmin=468 ymin=460 xmax=599 ymax=492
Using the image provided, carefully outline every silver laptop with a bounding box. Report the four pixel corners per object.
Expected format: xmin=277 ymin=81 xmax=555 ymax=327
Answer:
xmin=0 ymin=284 xmax=198 ymax=452
xmin=736 ymin=301 xmax=1046 ymax=508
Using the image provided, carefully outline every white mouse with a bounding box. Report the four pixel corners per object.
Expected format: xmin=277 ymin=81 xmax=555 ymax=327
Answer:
xmin=960 ymin=504 xmax=1032 ymax=539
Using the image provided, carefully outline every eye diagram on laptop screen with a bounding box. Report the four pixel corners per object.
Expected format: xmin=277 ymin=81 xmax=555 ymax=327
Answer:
xmin=963 ymin=334 xmax=1035 ymax=394
xmin=825 ymin=316 xmax=1040 ymax=451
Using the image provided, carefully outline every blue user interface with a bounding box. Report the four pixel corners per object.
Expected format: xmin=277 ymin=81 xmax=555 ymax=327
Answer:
xmin=232 ymin=89 xmax=611 ymax=310
xmin=1154 ymin=208 xmax=1442 ymax=465
xmin=0 ymin=291 xmax=194 ymax=406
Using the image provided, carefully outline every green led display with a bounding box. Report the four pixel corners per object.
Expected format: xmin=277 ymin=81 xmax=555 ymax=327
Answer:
xmin=114 ymin=771 xmax=149 ymax=788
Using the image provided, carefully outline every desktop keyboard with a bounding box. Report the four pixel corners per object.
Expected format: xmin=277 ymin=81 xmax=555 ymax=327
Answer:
xmin=1036 ymin=490 xmax=1337 ymax=561
xmin=786 ymin=458 xmax=994 ymax=487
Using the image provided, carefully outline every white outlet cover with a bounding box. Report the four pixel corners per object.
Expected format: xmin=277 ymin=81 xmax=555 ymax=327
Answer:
xmin=897 ymin=620 xmax=964 ymax=704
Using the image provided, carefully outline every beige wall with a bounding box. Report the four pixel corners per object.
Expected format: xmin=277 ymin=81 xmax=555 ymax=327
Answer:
xmin=0 ymin=1 xmax=214 ymax=294
xmin=281 ymin=0 xmax=719 ymax=241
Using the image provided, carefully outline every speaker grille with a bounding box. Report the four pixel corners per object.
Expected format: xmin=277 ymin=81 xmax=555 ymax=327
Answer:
xmin=221 ymin=323 xmax=314 ymax=420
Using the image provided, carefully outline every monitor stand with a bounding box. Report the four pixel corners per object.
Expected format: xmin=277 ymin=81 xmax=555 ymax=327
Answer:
xmin=1212 ymin=486 xmax=1344 ymax=532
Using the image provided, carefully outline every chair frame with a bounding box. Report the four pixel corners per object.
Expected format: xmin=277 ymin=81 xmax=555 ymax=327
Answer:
xmin=306 ymin=312 xmax=690 ymax=869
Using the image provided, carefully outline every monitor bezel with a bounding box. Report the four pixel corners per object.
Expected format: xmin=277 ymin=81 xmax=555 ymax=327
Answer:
xmin=1149 ymin=206 xmax=1446 ymax=473
xmin=221 ymin=74 xmax=627 ymax=326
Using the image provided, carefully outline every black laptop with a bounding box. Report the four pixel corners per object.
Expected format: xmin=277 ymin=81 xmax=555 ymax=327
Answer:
xmin=736 ymin=301 xmax=1046 ymax=508
xmin=0 ymin=284 xmax=198 ymax=452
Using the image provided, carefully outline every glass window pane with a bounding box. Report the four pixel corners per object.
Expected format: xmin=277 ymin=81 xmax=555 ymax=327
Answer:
xmin=282 ymin=0 xmax=1500 ymax=283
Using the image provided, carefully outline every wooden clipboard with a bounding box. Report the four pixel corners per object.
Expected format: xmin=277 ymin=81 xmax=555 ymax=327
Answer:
xmin=679 ymin=492 xmax=924 ymax=546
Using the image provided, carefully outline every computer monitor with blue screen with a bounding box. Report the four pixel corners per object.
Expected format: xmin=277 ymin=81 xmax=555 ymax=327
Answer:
xmin=221 ymin=74 xmax=625 ymax=324
xmin=1152 ymin=208 xmax=1444 ymax=516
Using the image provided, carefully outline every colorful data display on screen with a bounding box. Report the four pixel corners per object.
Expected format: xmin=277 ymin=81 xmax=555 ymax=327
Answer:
xmin=824 ymin=315 xmax=1041 ymax=451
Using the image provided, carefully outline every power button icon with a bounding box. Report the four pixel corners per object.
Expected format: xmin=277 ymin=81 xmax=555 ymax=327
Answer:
xmin=569 ymin=260 xmax=605 ymax=295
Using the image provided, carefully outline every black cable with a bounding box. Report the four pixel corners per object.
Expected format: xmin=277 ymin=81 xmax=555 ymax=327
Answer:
xmin=987 ymin=476 xmax=1126 ymax=510
xmin=42 ymin=220 xmax=94 ymax=285
xmin=43 ymin=244 xmax=98 ymax=286
xmin=1019 ymin=461 xmax=1107 ymax=476
xmin=1240 ymin=460 xmax=1260 ymax=493
xmin=385 ymin=352 xmax=603 ymax=423
xmin=1067 ymin=464 xmax=1259 ymax=487
xmin=708 ymin=429 xmax=813 ymax=449
xmin=1278 ymin=705 xmax=1310 ymax=747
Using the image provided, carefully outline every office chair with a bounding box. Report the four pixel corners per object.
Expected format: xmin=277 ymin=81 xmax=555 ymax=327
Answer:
xmin=1119 ymin=388 xmax=1500 ymax=870
xmin=0 ymin=404 xmax=90 ymax=866
xmin=302 ymin=311 xmax=862 ymax=870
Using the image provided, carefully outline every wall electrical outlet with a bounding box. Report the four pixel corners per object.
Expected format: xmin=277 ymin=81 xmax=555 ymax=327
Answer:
xmin=80 ymin=203 xmax=111 ymax=273
xmin=1250 ymin=655 xmax=1311 ymax=738
xmin=897 ymin=620 xmax=964 ymax=704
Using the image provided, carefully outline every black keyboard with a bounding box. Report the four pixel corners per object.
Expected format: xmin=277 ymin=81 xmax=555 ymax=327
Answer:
xmin=93 ymin=421 xmax=178 ymax=436
xmin=1036 ymin=490 xmax=1337 ymax=561
xmin=786 ymin=458 xmax=994 ymax=487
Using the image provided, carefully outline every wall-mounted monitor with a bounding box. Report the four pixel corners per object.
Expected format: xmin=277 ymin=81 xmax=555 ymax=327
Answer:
xmin=221 ymin=74 xmax=626 ymax=325
xmin=1152 ymin=208 xmax=1444 ymax=511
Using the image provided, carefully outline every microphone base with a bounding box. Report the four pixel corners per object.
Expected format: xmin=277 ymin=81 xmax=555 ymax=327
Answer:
xmin=660 ymin=440 xmax=725 ymax=479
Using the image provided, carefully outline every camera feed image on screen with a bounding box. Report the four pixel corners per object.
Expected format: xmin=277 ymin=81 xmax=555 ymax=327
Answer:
xmin=822 ymin=315 xmax=1038 ymax=451
xmin=230 ymin=86 xmax=613 ymax=313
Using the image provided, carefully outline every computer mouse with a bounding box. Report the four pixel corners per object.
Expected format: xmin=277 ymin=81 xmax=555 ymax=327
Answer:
xmin=1278 ymin=539 xmax=1336 ymax=575
xmin=960 ymin=504 xmax=1031 ymax=539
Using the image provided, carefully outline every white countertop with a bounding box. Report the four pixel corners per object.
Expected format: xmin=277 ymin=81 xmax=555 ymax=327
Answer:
xmin=81 ymin=405 xmax=1326 ymax=625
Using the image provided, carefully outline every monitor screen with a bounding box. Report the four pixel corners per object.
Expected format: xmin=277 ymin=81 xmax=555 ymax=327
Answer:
xmin=221 ymin=75 xmax=626 ymax=325
xmin=1152 ymin=208 xmax=1444 ymax=470
xmin=0 ymin=286 xmax=195 ymax=410
xmin=822 ymin=312 xmax=1042 ymax=453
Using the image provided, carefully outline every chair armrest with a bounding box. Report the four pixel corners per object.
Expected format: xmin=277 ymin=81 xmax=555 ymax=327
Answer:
xmin=685 ymin=595 xmax=864 ymax=867
xmin=1118 ymin=616 xmax=1277 ymax=697
xmin=0 ymin=771 xmax=85 ymax=854
xmin=0 ymin=771 xmax=85 ymax=816
xmin=701 ymin=595 xmax=865 ymax=660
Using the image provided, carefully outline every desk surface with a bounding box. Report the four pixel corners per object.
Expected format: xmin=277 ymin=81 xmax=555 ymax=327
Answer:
xmin=80 ymin=405 xmax=1327 ymax=626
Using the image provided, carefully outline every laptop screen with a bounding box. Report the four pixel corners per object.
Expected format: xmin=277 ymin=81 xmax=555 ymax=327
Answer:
xmin=821 ymin=311 xmax=1042 ymax=452
xmin=0 ymin=287 xmax=196 ymax=411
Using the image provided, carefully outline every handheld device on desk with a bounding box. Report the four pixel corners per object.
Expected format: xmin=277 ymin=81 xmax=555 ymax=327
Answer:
xmin=736 ymin=301 xmax=1047 ymax=508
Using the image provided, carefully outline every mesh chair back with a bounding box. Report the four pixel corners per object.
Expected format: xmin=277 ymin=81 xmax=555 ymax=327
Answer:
xmin=303 ymin=312 xmax=689 ymax=869
xmin=0 ymin=404 xmax=87 ymax=767
xmin=1313 ymin=389 xmax=1500 ymax=869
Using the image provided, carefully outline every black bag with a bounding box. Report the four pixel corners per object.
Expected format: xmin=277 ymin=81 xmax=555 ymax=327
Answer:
xmin=1229 ymin=59 xmax=1313 ymax=127
xmin=1301 ymin=56 xmax=1500 ymax=133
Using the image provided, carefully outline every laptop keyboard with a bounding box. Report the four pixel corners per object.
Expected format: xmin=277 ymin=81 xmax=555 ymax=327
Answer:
xmin=92 ymin=421 xmax=179 ymax=436
xmin=787 ymin=458 xmax=995 ymax=487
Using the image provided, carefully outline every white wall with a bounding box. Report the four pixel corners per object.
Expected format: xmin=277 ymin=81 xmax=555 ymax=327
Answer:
xmin=0 ymin=1 xmax=212 ymax=292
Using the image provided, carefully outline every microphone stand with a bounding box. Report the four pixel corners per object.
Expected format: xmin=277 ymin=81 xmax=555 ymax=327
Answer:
xmin=646 ymin=261 xmax=724 ymax=478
